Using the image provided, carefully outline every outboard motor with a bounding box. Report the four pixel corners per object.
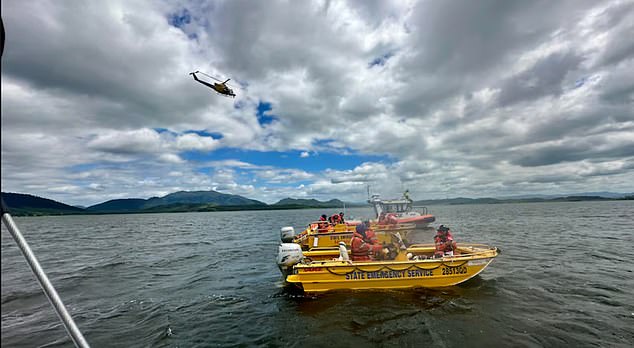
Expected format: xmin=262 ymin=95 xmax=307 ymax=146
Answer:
xmin=280 ymin=226 xmax=296 ymax=243
xmin=276 ymin=243 xmax=304 ymax=278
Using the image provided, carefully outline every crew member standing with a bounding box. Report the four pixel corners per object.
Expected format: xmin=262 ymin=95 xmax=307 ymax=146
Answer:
xmin=434 ymin=225 xmax=457 ymax=258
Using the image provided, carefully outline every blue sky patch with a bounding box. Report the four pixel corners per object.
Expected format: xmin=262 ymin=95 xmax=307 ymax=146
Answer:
xmin=68 ymin=163 xmax=100 ymax=173
xmin=183 ymin=129 xmax=223 ymax=139
xmin=154 ymin=128 xmax=223 ymax=139
xmin=153 ymin=128 xmax=178 ymax=136
xmin=257 ymin=101 xmax=278 ymax=125
xmin=182 ymin=148 xmax=391 ymax=172
xmin=369 ymin=52 xmax=395 ymax=67
xmin=168 ymin=9 xmax=192 ymax=29
xmin=574 ymin=77 xmax=587 ymax=89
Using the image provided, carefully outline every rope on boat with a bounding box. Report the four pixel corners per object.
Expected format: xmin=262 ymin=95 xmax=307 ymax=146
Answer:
xmin=323 ymin=260 xmax=470 ymax=276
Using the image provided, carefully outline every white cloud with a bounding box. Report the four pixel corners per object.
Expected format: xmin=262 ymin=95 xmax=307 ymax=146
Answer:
xmin=175 ymin=133 xmax=219 ymax=151
xmin=87 ymin=128 xmax=163 ymax=154
xmin=158 ymin=153 xmax=185 ymax=164
xmin=1 ymin=0 xmax=633 ymax=206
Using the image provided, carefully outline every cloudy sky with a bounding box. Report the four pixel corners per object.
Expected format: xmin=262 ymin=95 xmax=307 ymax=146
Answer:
xmin=2 ymin=0 xmax=633 ymax=206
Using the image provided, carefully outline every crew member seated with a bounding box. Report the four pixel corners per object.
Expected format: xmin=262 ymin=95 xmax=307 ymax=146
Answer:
xmin=350 ymin=223 xmax=384 ymax=261
xmin=434 ymin=225 xmax=457 ymax=258
xmin=362 ymin=220 xmax=379 ymax=244
xmin=378 ymin=212 xmax=398 ymax=226
xmin=330 ymin=213 xmax=341 ymax=225
xmin=318 ymin=214 xmax=329 ymax=231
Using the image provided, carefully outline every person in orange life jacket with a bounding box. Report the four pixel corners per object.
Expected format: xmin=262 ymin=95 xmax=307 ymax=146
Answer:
xmin=378 ymin=212 xmax=387 ymax=224
xmin=385 ymin=213 xmax=398 ymax=225
xmin=434 ymin=225 xmax=457 ymax=258
xmin=362 ymin=220 xmax=379 ymax=244
xmin=377 ymin=212 xmax=398 ymax=226
xmin=318 ymin=214 xmax=328 ymax=231
xmin=350 ymin=222 xmax=384 ymax=261
xmin=330 ymin=213 xmax=341 ymax=225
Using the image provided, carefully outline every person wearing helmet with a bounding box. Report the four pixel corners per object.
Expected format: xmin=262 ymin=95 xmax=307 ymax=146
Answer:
xmin=350 ymin=222 xmax=384 ymax=261
xmin=434 ymin=225 xmax=457 ymax=258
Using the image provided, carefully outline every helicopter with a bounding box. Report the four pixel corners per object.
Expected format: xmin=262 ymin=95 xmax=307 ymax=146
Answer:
xmin=189 ymin=70 xmax=236 ymax=98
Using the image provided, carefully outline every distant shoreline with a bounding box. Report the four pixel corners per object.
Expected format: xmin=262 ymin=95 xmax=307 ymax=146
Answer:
xmin=6 ymin=196 xmax=632 ymax=217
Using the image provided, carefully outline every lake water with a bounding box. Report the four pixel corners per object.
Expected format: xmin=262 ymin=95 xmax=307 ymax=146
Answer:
xmin=1 ymin=201 xmax=633 ymax=347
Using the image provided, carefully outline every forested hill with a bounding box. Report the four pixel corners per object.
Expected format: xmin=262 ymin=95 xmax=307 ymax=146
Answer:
xmin=2 ymin=191 xmax=631 ymax=216
xmin=86 ymin=190 xmax=266 ymax=213
xmin=273 ymin=198 xmax=348 ymax=208
xmin=413 ymin=195 xmax=633 ymax=205
xmin=85 ymin=198 xmax=148 ymax=212
xmin=1 ymin=192 xmax=84 ymax=215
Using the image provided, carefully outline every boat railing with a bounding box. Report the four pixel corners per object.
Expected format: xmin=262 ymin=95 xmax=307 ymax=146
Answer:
xmin=308 ymin=221 xmax=354 ymax=232
xmin=407 ymin=243 xmax=498 ymax=256
xmin=302 ymin=222 xmax=415 ymax=235
xmin=299 ymin=247 xmax=497 ymax=267
xmin=412 ymin=206 xmax=429 ymax=215
xmin=1 ymin=198 xmax=91 ymax=347
xmin=301 ymin=243 xmax=497 ymax=258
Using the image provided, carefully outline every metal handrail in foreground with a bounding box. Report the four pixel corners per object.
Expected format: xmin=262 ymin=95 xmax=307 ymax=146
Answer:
xmin=1 ymin=199 xmax=90 ymax=348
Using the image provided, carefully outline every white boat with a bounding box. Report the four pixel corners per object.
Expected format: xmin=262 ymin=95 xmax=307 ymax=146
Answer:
xmin=367 ymin=191 xmax=435 ymax=228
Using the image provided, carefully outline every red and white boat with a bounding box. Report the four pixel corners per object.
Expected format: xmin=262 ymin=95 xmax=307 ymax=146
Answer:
xmin=368 ymin=192 xmax=435 ymax=228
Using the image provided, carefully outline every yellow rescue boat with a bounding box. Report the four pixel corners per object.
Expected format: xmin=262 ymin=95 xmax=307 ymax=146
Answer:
xmin=278 ymin=243 xmax=499 ymax=293
xmin=288 ymin=222 xmax=417 ymax=250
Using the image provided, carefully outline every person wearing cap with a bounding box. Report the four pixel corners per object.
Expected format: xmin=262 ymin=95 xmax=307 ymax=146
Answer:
xmin=350 ymin=222 xmax=384 ymax=261
xmin=434 ymin=225 xmax=457 ymax=258
xmin=362 ymin=220 xmax=379 ymax=244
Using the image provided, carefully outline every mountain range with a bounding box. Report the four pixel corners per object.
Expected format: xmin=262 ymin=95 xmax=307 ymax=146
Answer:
xmin=86 ymin=190 xmax=267 ymax=213
xmin=272 ymin=198 xmax=347 ymax=208
xmin=1 ymin=190 xmax=632 ymax=216
xmin=1 ymin=192 xmax=85 ymax=215
xmin=0 ymin=191 xmax=353 ymax=216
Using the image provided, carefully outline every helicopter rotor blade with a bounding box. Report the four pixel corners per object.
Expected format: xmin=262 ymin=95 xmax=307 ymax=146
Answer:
xmin=195 ymin=71 xmax=239 ymax=89
xmin=198 ymin=71 xmax=224 ymax=82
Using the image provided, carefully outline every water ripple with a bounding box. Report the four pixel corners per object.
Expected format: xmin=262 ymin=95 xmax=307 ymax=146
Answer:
xmin=2 ymin=202 xmax=634 ymax=347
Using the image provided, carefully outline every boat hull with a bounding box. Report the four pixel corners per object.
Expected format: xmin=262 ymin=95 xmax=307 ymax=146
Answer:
xmin=394 ymin=214 xmax=435 ymax=228
xmin=285 ymin=245 xmax=499 ymax=293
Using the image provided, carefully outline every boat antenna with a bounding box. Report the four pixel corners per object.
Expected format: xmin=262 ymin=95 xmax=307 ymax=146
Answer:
xmin=1 ymin=197 xmax=91 ymax=348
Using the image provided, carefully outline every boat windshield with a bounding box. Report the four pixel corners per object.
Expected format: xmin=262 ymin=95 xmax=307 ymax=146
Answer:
xmin=381 ymin=202 xmax=411 ymax=213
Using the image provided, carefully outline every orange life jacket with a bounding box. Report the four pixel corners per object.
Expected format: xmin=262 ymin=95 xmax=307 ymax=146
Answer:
xmin=350 ymin=230 xmax=382 ymax=261
xmin=434 ymin=231 xmax=456 ymax=255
